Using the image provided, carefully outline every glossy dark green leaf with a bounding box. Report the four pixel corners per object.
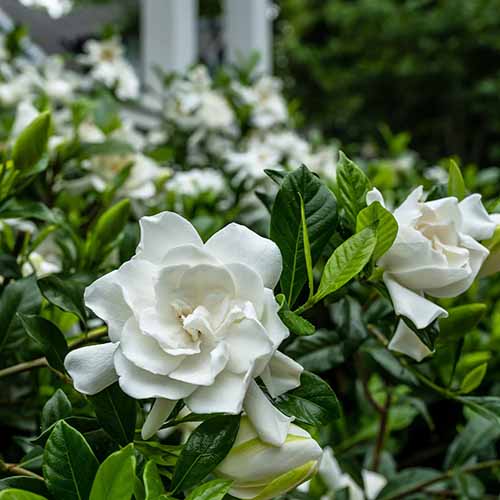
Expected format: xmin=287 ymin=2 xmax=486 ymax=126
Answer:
xmin=376 ymin=468 xmax=442 ymax=500
xmin=43 ymin=420 xmax=99 ymax=500
xmin=0 ymin=276 xmax=42 ymax=350
xmin=18 ymin=314 xmax=68 ymax=372
xmin=0 ymin=477 xmax=49 ymax=497
xmin=143 ymin=460 xmax=164 ymax=500
xmin=336 ymin=152 xmax=370 ymax=227
xmin=185 ymin=479 xmax=232 ymax=500
xmin=0 ymin=199 xmax=57 ymax=223
xmin=89 ymin=443 xmax=136 ymax=500
xmin=171 ymin=415 xmax=240 ymax=493
xmin=315 ymin=227 xmax=376 ymax=302
xmin=89 ymin=382 xmax=136 ymax=446
xmin=458 ymin=396 xmax=500 ymax=425
xmin=270 ymin=165 xmax=337 ymax=306
xmin=32 ymin=416 xmax=100 ymax=446
xmin=437 ymin=304 xmax=487 ymax=345
xmin=12 ymin=112 xmax=51 ymax=170
xmin=41 ymin=389 xmax=72 ymax=432
xmin=276 ymin=371 xmax=340 ymax=425
xmin=38 ymin=275 xmax=86 ymax=322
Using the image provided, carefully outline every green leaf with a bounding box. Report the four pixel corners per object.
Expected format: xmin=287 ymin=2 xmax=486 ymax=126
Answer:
xmin=275 ymin=371 xmax=340 ymax=425
xmin=276 ymin=294 xmax=315 ymax=336
xmin=0 ymin=276 xmax=42 ymax=350
xmin=86 ymin=199 xmax=131 ymax=265
xmin=458 ymin=396 xmax=500 ymax=425
xmin=185 ymin=479 xmax=232 ymax=500
xmin=76 ymin=140 xmax=134 ymax=160
xmin=299 ymin=194 xmax=314 ymax=299
xmin=376 ymin=468 xmax=441 ymax=500
xmin=38 ymin=275 xmax=87 ymax=323
xmin=143 ymin=460 xmax=165 ymax=500
xmin=336 ymin=152 xmax=370 ymax=227
xmin=444 ymin=415 xmax=500 ymax=468
xmin=12 ymin=112 xmax=51 ymax=170
xmin=89 ymin=444 xmax=136 ymax=500
xmin=41 ymin=389 xmax=72 ymax=432
xmin=32 ymin=416 xmax=100 ymax=446
xmin=18 ymin=314 xmax=68 ymax=372
xmin=270 ymin=165 xmax=337 ymax=306
xmin=0 ymin=490 xmax=47 ymax=500
xmin=315 ymin=227 xmax=376 ymax=302
xmin=460 ymin=363 xmax=487 ymax=394
xmin=356 ymin=201 xmax=398 ymax=261
xmin=448 ymin=160 xmax=466 ymax=200
xmin=0 ymin=199 xmax=57 ymax=223
xmin=437 ymin=304 xmax=487 ymax=345
xmin=43 ymin=420 xmax=99 ymax=500
xmin=0 ymin=478 xmax=49 ymax=497
xmin=171 ymin=415 xmax=240 ymax=493
xmin=89 ymin=382 xmax=136 ymax=446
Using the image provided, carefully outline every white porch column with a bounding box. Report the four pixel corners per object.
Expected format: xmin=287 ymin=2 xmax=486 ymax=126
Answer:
xmin=223 ymin=0 xmax=273 ymax=74
xmin=141 ymin=0 xmax=198 ymax=88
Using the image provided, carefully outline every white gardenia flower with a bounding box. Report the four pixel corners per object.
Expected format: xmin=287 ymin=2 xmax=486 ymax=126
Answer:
xmin=167 ymin=168 xmax=226 ymax=198
xmin=263 ymin=131 xmax=310 ymax=169
xmin=65 ymin=212 xmax=303 ymax=444
xmin=39 ymin=56 xmax=77 ymax=102
xmin=305 ymin=146 xmax=338 ymax=182
xmin=368 ymin=186 xmax=497 ymax=361
xmin=21 ymin=236 xmax=62 ymax=278
xmin=213 ymin=416 xmax=321 ymax=500
xmin=18 ymin=0 xmax=72 ymax=18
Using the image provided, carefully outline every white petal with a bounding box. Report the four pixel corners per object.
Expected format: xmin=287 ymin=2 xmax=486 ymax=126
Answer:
xmin=388 ymin=320 xmax=432 ymax=362
xmin=65 ymin=343 xmax=118 ymax=395
xmin=186 ymin=369 xmax=252 ymax=414
xmin=261 ymin=351 xmax=303 ymax=398
xmin=260 ymin=289 xmax=289 ymax=347
xmin=243 ymin=380 xmax=292 ymax=447
xmin=459 ymin=194 xmax=496 ymax=241
xmin=162 ymin=244 xmax=219 ymax=267
xmin=120 ymin=317 xmax=185 ymax=375
xmin=429 ymin=235 xmax=489 ymax=297
xmin=226 ymin=262 xmax=265 ymax=316
xmin=393 ymin=186 xmax=423 ymax=225
xmin=169 ymin=342 xmax=229 ymax=385
xmin=363 ymin=470 xmax=388 ymax=500
xmin=84 ymin=270 xmax=132 ymax=342
xmin=366 ymin=187 xmax=385 ymax=207
xmin=114 ymin=348 xmax=196 ymax=400
xmin=141 ymin=398 xmax=177 ymax=440
xmin=137 ymin=211 xmax=203 ymax=264
xmin=116 ymin=258 xmax=157 ymax=311
xmin=224 ymin=318 xmax=273 ymax=374
xmin=390 ymin=265 xmax=470 ymax=292
xmin=384 ymin=273 xmax=448 ymax=329
xmin=205 ymin=223 xmax=282 ymax=289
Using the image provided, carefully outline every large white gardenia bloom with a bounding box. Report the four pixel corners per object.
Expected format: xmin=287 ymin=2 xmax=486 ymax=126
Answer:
xmin=368 ymin=186 xmax=497 ymax=361
xmin=213 ymin=417 xmax=321 ymax=500
xmin=299 ymin=448 xmax=386 ymax=500
xmin=65 ymin=212 xmax=303 ymax=444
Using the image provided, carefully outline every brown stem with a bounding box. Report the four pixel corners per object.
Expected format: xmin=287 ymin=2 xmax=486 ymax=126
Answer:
xmin=372 ymin=392 xmax=392 ymax=471
xmin=2 ymin=462 xmax=43 ymax=480
xmin=0 ymin=326 xmax=108 ymax=379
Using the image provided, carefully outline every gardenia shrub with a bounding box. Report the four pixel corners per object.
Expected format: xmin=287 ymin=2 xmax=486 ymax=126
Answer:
xmin=2 ymin=23 xmax=500 ymax=500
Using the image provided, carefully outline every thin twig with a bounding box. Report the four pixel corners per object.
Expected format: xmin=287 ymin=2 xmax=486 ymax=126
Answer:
xmin=1 ymin=462 xmax=43 ymax=480
xmin=372 ymin=392 xmax=392 ymax=471
xmin=0 ymin=326 xmax=108 ymax=379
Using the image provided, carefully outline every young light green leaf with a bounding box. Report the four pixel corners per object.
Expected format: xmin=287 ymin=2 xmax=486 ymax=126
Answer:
xmin=18 ymin=314 xmax=68 ymax=372
xmin=315 ymin=227 xmax=376 ymax=302
xmin=270 ymin=165 xmax=338 ymax=306
xmin=336 ymin=152 xmax=371 ymax=227
xmin=275 ymin=371 xmax=340 ymax=425
xmin=38 ymin=276 xmax=87 ymax=323
xmin=41 ymin=389 xmax=72 ymax=432
xmin=12 ymin=112 xmax=51 ymax=170
xmin=171 ymin=415 xmax=240 ymax=493
xmin=89 ymin=382 xmax=137 ymax=446
xmin=276 ymin=294 xmax=315 ymax=336
xmin=299 ymin=194 xmax=314 ymax=299
xmin=0 ymin=490 xmax=47 ymax=500
xmin=89 ymin=444 xmax=136 ymax=500
xmin=356 ymin=201 xmax=398 ymax=261
xmin=143 ymin=460 xmax=165 ymax=499
xmin=460 ymin=363 xmax=487 ymax=394
xmin=448 ymin=159 xmax=466 ymax=200
xmin=43 ymin=420 xmax=99 ymax=500
xmin=185 ymin=479 xmax=233 ymax=500
xmin=437 ymin=304 xmax=487 ymax=346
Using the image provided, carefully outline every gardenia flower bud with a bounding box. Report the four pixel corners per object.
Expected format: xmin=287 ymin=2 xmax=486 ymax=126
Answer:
xmin=65 ymin=212 xmax=303 ymax=444
xmin=367 ymin=186 xmax=497 ymax=361
xmin=213 ymin=417 xmax=322 ymax=500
